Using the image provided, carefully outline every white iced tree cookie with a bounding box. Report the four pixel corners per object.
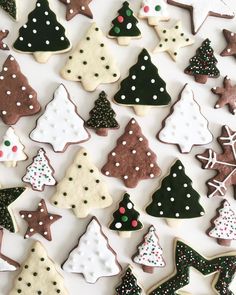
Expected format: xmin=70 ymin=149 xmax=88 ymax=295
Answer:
xmin=51 ymin=148 xmax=113 ymax=218
xmin=133 ymin=225 xmax=165 ymax=273
xmin=61 ymin=22 xmax=120 ymax=91
xmin=139 ymin=0 xmax=170 ymax=25
xmin=30 ymin=84 xmax=90 ymax=152
xmin=22 ymin=148 xmax=56 ymax=191
xmin=0 ymin=127 xmax=27 ymax=167
xmin=62 ymin=217 xmax=121 ymax=283
xmin=9 ymin=241 xmax=69 ymax=295
xmin=158 ymin=84 xmax=213 ymax=153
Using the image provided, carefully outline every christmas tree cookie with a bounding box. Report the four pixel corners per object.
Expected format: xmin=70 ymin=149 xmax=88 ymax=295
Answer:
xmin=30 ymin=84 xmax=90 ymax=153
xmin=158 ymin=84 xmax=213 ymax=153
xmin=9 ymin=241 xmax=69 ymax=295
xmin=146 ymin=160 xmax=205 ymax=228
xmin=59 ymin=0 xmax=94 ymax=21
xmin=208 ymin=200 xmax=236 ymax=247
xmin=116 ymin=265 xmax=143 ymax=295
xmin=109 ymin=193 xmax=143 ymax=238
xmin=0 ymin=127 xmax=27 ymax=168
xmin=0 ymin=228 xmax=19 ymax=272
xmin=108 ymin=1 xmax=141 ymax=46
xmin=13 ymin=0 xmax=71 ymax=63
xmin=133 ymin=225 xmax=165 ymax=273
xmin=22 ymin=148 xmax=56 ymax=191
xmin=139 ymin=0 xmax=170 ymax=26
xmin=62 ymin=217 xmax=121 ymax=283
xmin=0 ymin=29 xmax=9 ymax=50
xmin=61 ymin=23 xmax=120 ymax=92
xmin=86 ymin=91 xmax=119 ymax=136
xmin=51 ymin=148 xmax=113 ymax=218
xmin=185 ymin=39 xmax=220 ymax=84
xmin=0 ymin=55 xmax=40 ymax=125
xmin=0 ymin=0 xmax=18 ymax=20
xmin=113 ymin=48 xmax=171 ymax=116
xmin=102 ymin=118 xmax=161 ymax=188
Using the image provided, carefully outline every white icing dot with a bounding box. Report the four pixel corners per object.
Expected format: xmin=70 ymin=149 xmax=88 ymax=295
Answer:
xmin=55 ymin=26 xmax=59 ymax=30
xmin=132 ymin=75 xmax=136 ymax=80
xmin=135 ymin=97 xmax=140 ymax=103
xmin=141 ymin=65 xmax=145 ymax=70
xmin=16 ymin=102 xmax=21 ymax=106
xmin=139 ymin=137 xmax=143 ymax=141
xmin=21 ymin=86 xmax=26 ymax=90
xmin=150 ymin=173 xmax=154 ymax=178
xmin=105 ymin=171 xmax=110 ymax=175
xmin=147 ymin=152 xmax=151 ymax=156
xmin=175 ymin=213 xmax=180 ymax=217
xmin=127 ymin=202 xmax=133 ymax=209
xmin=28 ymin=43 xmax=32 ymax=47
xmin=173 ymin=173 xmax=177 ymax=177
xmin=132 ymin=150 xmax=136 ymax=154
xmin=21 ymin=214 xmax=25 ymax=218
xmin=44 ymin=232 xmax=48 ymax=235
xmin=122 ymin=141 xmax=126 ymax=145
xmin=70 ymin=9 xmax=74 ymax=14
xmin=150 ymin=163 xmax=154 ymax=167
xmin=159 ymin=211 xmax=163 ymax=215
xmin=46 ymin=40 xmax=50 ymax=45
xmin=200 ymin=211 xmax=204 ymax=216
xmin=50 ymin=216 xmax=54 ymax=220
xmin=37 ymin=2 xmax=41 ymax=6
xmin=131 ymin=119 xmax=136 ymax=124
xmin=0 ymin=76 xmax=3 ymax=80
xmin=45 ymin=11 xmax=49 ymax=15
xmin=3 ymin=67 xmax=7 ymax=71
xmin=25 ymin=235 xmax=29 ymax=238
xmin=2 ymin=111 xmax=7 ymax=115
xmin=39 ymin=221 xmax=43 ymax=225
xmin=111 ymin=152 xmax=116 ymax=156
xmin=61 ymin=37 xmax=65 ymax=40
xmin=127 ymin=23 xmax=132 ymax=30
xmin=227 ymin=48 xmax=231 ymax=53
xmin=10 ymin=56 xmax=14 ymax=61
xmin=121 ymin=95 xmax=126 ymax=100
xmin=12 ymin=74 xmax=16 ymax=78
xmin=178 ymin=166 xmax=182 ymax=170
xmin=19 ymin=37 xmax=23 ymax=41
xmin=115 ymin=162 xmax=120 ymax=167
xmin=6 ymin=91 xmax=11 ymax=95
xmin=158 ymin=202 xmax=162 ymax=206
xmin=46 ymin=21 xmax=50 ymax=25
xmin=170 ymin=197 xmax=174 ymax=202
xmin=187 ymin=194 xmax=191 ymax=198
xmin=40 ymin=209 xmax=44 ymax=212
xmin=29 ymin=94 xmax=33 ymax=99
xmin=151 ymin=79 xmax=155 ymax=83
xmin=30 ymin=228 xmax=34 ymax=232
xmin=23 ymin=25 xmax=27 ymax=28
xmin=28 ymin=214 xmax=32 ymax=218
xmin=144 ymin=55 xmax=148 ymax=60
xmin=124 ymin=175 xmax=128 ymax=179
xmin=135 ymin=167 xmax=139 ymax=171
xmin=115 ymin=222 xmax=122 ymax=229
xmin=129 ymin=131 xmax=133 ymax=134
xmin=183 ymin=183 xmax=188 ymax=187
xmin=160 ymin=87 xmax=164 ymax=92
xmin=131 ymin=86 xmax=136 ymax=91
xmin=167 ymin=187 xmax=171 ymax=191
xmin=32 ymin=18 xmax=37 ymax=22
xmin=185 ymin=206 xmax=190 ymax=210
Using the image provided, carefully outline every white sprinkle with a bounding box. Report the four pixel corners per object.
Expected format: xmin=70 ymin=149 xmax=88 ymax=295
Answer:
xmin=32 ymin=18 xmax=37 ymax=22
xmin=131 ymin=119 xmax=136 ymax=124
xmin=160 ymin=87 xmax=164 ymax=92
xmin=135 ymin=98 xmax=140 ymax=102
xmin=69 ymin=9 xmax=74 ymax=14
xmin=28 ymin=214 xmax=32 ymax=218
xmin=151 ymin=79 xmax=155 ymax=83
xmin=21 ymin=214 xmax=25 ymax=218
xmin=3 ymin=67 xmax=7 ymax=71
xmin=150 ymin=173 xmax=154 ymax=178
xmin=135 ymin=167 xmax=139 ymax=171
xmin=159 ymin=211 xmax=163 ymax=215
xmin=0 ymin=76 xmax=4 ymax=80
xmin=170 ymin=197 xmax=174 ymax=202
xmin=105 ymin=171 xmax=110 ymax=175
xmin=22 ymin=86 xmax=26 ymax=90
xmin=29 ymin=94 xmax=33 ymax=99
xmin=12 ymin=74 xmax=16 ymax=78
xmin=50 ymin=216 xmax=54 ymax=220
xmin=144 ymin=55 xmax=148 ymax=60
xmin=178 ymin=166 xmax=182 ymax=170
xmin=122 ymin=141 xmax=126 ymax=145
xmin=121 ymin=95 xmax=126 ymax=100
xmin=25 ymin=234 xmax=29 ymax=238
xmin=28 ymin=43 xmax=32 ymax=47
xmin=81 ymin=5 xmax=85 ymax=10
xmin=147 ymin=152 xmax=151 ymax=156
xmin=131 ymin=86 xmax=136 ymax=91
xmin=132 ymin=150 xmax=136 ymax=154
xmin=183 ymin=183 xmax=188 ymax=187
xmin=46 ymin=40 xmax=50 ymax=45
xmin=2 ymin=111 xmax=7 ymax=115
xmin=46 ymin=21 xmax=50 ymax=25
xmin=111 ymin=152 xmax=116 ymax=156
xmin=139 ymin=137 xmax=143 ymax=141
xmin=129 ymin=131 xmax=133 ymax=134
xmin=19 ymin=37 xmax=23 ymax=41
xmin=124 ymin=175 xmax=128 ymax=179
xmin=141 ymin=65 xmax=145 ymax=70
xmin=16 ymin=102 xmax=21 ymax=106
xmin=158 ymin=202 xmax=162 ymax=206
xmin=173 ymin=173 xmax=177 ymax=177
xmin=175 ymin=213 xmax=180 ymax=217
xmin=187 ymin=194 xmax=191 ymax=198
xmin=44 ymin=232 xmax=48 ymax=235
xmin=39 ymin=221 xmax=43 ymax=225
xmin=55 ymin=26 xmax=59 ymax=30
xmin=30 ymin=228 xmax=34 ymax=232
xmin=115 ymin=162 xmax=120 ymax=167
xmin=6 ymin=91 xmax=11 ymax=95
xmin=167 ymin=187 xmax=171 ymax=191
xmin=185 ymin=206 xmax=190 ymax=210
xmin=45 ymin=11 xmax=49 ymax=15
xmin=132 ymin=75 xmax=136 ymax=80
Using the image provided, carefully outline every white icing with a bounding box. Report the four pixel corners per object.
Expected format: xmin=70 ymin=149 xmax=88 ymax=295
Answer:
xmin=159 ymin=84 xmax=213 ymax=153
xmin=62 ymin=218 xmax=120 ymax=283
xmin=0 ymin=127 xmax=27 ymax=162
xmin=139 ymin=0 xmax=169 ymax=18
xmin=30 ymin=84 xmax=89 ymax=152
xmin=0 ymin=257 xmax=17 ymax=272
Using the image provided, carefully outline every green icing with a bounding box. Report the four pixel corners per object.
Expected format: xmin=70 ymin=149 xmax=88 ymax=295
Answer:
xmin=0 ymin=0 xmax=17 ymax=20
xmin=116 ymin=267 xmax=142 ymax=295
xmin=0 ymin=187 xmax=26 ymax=232
xmin=149 ymin=240 xmax=236 ymax=295
xmin=109 ymin=1 xmax=141 ymax=37
xmin=13 ymin=0 xmax=70 ymax=52
xmin=109 ymin=193 xmax=143 ymax=232
xmin=155 ymin=5 xmax=161 ymax=11
xmin=146 ymin=160 xmax=205 ymax=219
xmin=114 ymin=48 xmax=171 ymax=106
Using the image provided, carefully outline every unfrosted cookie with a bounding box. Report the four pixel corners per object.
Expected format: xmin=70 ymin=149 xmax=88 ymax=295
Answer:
xmin=30 ymin=84 xmax=90 ymax=153
xmin=59 ymin=0 xmax=94 ymax=21
xmin=0 ymin=0 xmax=18 ymax=20
xmin=61 ymin=23 xmax=120 ymax=92
xmin=62 ymin=217 xmax=121 ymax=283
xmin=0 ymin=29 xmax=9 ymax=50
xmin=13 ymin=0 xmax=71 ymax=63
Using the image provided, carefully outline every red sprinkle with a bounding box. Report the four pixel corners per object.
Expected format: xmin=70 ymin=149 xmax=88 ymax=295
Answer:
xmin=0 ymin=151 xmax=3 ymax=157
xmin=144 ymin=5 xmax=149 ymax=13
xmin=131 ymin=220 xmax=138 ymax=227
xmin=119 ymin=207 xmax=125 ymax=214
xmin=117 ymin=15 xmax=124 ymax=23
xmin=12 ymin=146 xmax=18 ymax=152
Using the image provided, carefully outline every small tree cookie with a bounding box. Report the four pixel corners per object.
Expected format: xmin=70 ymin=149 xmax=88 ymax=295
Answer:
xmin=61 ymin=22 xmax=120 ymax=92
xmin=102 ymin=118 xmax=161 ymax=188
xmin=22 ymin=148 xmax=56 ymax=191
xmin=0 ymin=55 xmax=40 ymax=125
xmin=9 ymin=242 xmax=69 ymax=295
xmin=62 ymin=217 xmax=121 ymax=283
xmin=30 ymin=84 xmax=90 ymax=153
xmin=108 ymin=1 xmax=141 ymax=46
xmin=13 ymin=0 xmax=71 ymax=63
xmin=146 ymin=160 xmax=205 ymax=228
xmin=113 ymin=48 xmax=171 ymax=116
xmin=109 ymin=193 xmax=143 ymax=238
xmin=208 ymin=200 xmax=236 ymax=247
xmin=86 ymin=91 xmax=119 ymax=136
xmin=133 ymin=225 xmax=165 ymax=273
xmin=0 ymin=127 xmax=27 ymax=168
xmin=139 ymin=0 xmax=170 ymax=25
xmin=59 ymin=0 xmax=94 ymax=21
xmin=158 ymin=84 xmax=213 ymax=153
xmin=51 ymin=148 xmax=113 ymax=218
xmin=0 ymin=0 xmax=18 ymax=20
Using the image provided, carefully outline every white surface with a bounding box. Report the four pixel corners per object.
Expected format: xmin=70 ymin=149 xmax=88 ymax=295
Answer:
xmin=0 ymin=0 xmax=236 ymax=294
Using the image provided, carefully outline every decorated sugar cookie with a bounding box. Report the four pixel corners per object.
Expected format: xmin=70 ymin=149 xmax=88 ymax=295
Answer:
xmin=61 ymin=23 xmax=120 ymax=92
xmin=62 ymin=217 xmax=121 ymax=283
xmin=139 ymin=0 xmax=170 ymax=26
xmin=153 ymin=21 xmax=195 ymax=61
xmin=113 ymin=49 xmax=171 ymax=116
xmin=108 ymin=1 xmax=141 ymax=46
xmin=30 ymin=84 xmax=90 ymax=153
xmin=146 ymin=160 xmax=205 ymax=228
xmin=59 ymin=0 xmax=94 ymax=21
xmin=0 ymin=29 xmax=9 ymax=50
xmin=133 ymin=226 xmax=165 ymax=273
xmin=109 ymin=193 xmax=143 ymax=238
xmin=51 ymin=148 xmax=113 ymax=218
xmin=9 ymin=242 xmax=69 ymax=295
xmin=0 ymin=55 xmax=40 ymax=125
xmin=158 ymin=84 xmax=213 ymax=153
xmin=0 ymin=0 xmax=18 ymax=20
xmin=221 ymin=29 xmax=236 ymax=59
xmin=13 ymin=0 xmax=71 ymax=63
xmin=0 ymin=127 xmax=27 ymax=168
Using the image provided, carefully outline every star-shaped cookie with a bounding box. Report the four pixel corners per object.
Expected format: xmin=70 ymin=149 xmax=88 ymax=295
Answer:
xmin=212 ymin=76 xmax=236 ymax=115
xmin=20 ymin=199 xmax=61 ymax=241
xmin=167 ymin=0 xmax=234 ymax=34
xmin=59 ymin=0 xmax=93 ymax=21
xmin=221 ymin=29 xmax=236 ymax=58
xmin=153 ymin=21 xmax=195 ymax=61
xmin=0 ymin=29 xmax=9 ymax=50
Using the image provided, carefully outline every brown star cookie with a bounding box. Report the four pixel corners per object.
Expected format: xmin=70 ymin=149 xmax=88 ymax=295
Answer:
xmin=59 ymin=0 xmax=93 ymax=21
xmin=221 ymin=29 xmax=236 ymax=58
xmin=20 ymin=199 xmax=61 ymax=241
xmin=212 ymin=76 xmax=236 ymax=115
xmin=0 ymin=30 xmax=9 ymax=50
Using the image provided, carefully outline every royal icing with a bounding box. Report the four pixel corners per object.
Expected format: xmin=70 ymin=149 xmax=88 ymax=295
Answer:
xmin=51 ymin=148 xmax=113 ymax=218
xmin=139 ymin=0 xmax=170 ymax=24
xmin=116 ymin=266 xmax=142 ymax=295
xmin=62 ymin=217 xmax=121 ymax=283
xmin=30 ymin=84 xmax=90 ymax=153
xmin=59 ymin=0 xmax=94 ymax=21
xmin=0 ymin=258 xmax=17 ymax=272
xmin=61 ymin=23 xmax=120 ymax=91
xmin=0 ymin=0 xmax=17 ymax=20
xmin=158 ymin=84 xmax=213 ymax=153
